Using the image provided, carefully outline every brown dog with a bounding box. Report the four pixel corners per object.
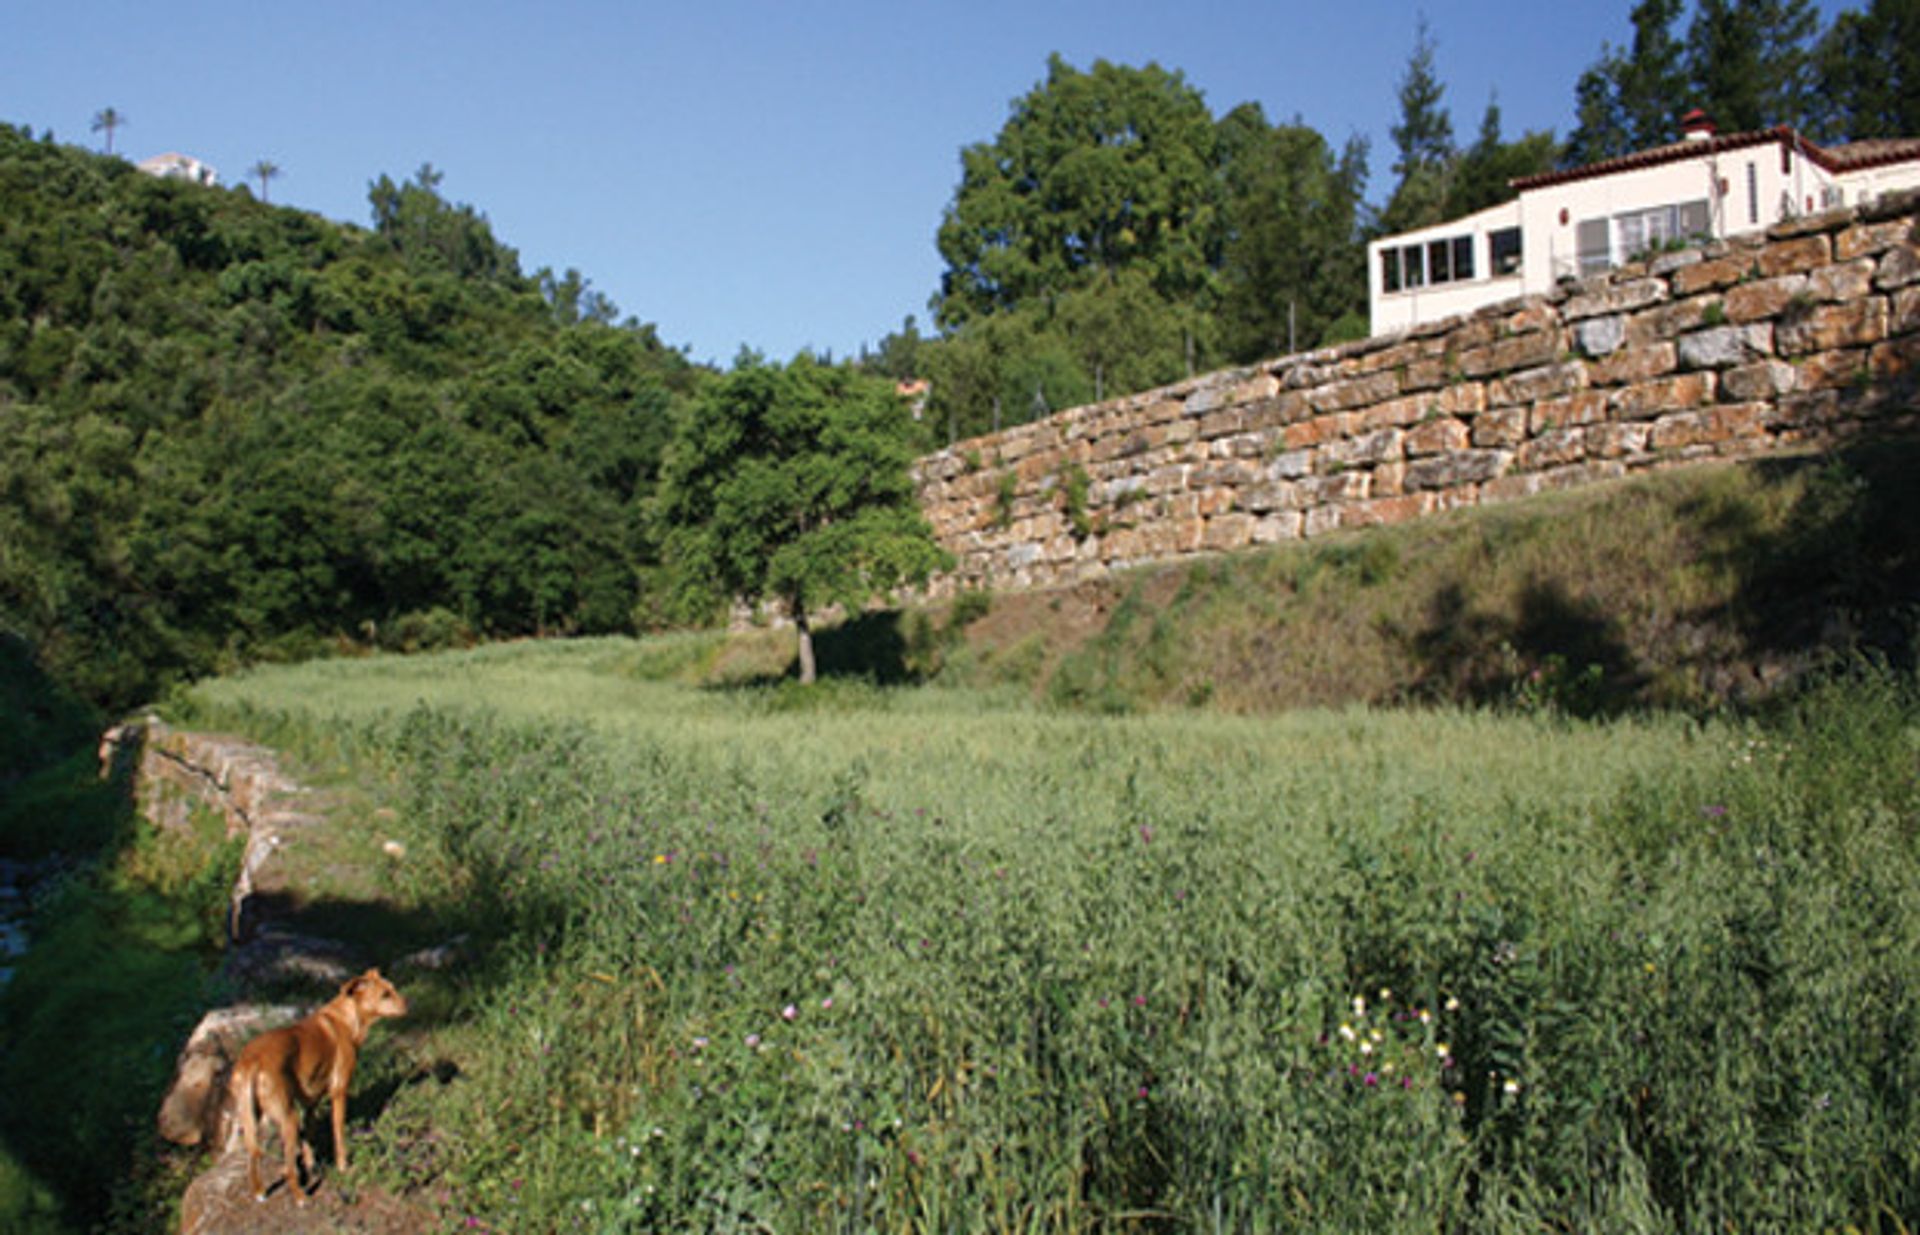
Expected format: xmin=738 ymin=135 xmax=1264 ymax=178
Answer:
xmin=229 ymin=967 xmax=408 ymax=1202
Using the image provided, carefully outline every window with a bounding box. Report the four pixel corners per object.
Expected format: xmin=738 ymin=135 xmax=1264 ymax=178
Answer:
xmin=1576 ymin=217 xmax=1610 ymax=275
xmin=1402 ymin=244 xmax=1425 ymax=288
xmin=1747 ymin=161 xmax=1758 ymax=226
xmin=1489 ymin=227 xmax=1522 ymax=276
xmin=1381 ymin=248 xmax=1401 ymax=293
xmin=1452 ymin=235 xmax=1475 ymax=281
xmin=1428 ymin=238 xmax=1452 ymax=284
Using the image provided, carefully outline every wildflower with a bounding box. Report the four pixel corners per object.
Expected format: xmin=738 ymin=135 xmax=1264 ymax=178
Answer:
xmin=1504 ymin=1078 xmax=1521 ymax=1095
xmin=1337 ymin=1023 xmax=1355 ymax=1041
xmin=1701 ymin=804 xmax=1728 ymax=818
xmin=1378 ymin=987 xmax=1392 ymax=1001
xmin=1418 ymin=1009 xmax=1432 ymax=1025
xmin=1444 ymin=996 xmax=1460 ymax=1012
xmin=1436 ymin=1043 xmax=1450 ymax=1057
xmin=1359 ymin=1041 xmax=1374 ymax=1056
xmin=745 ymin=1033 xmax=761 ymax=1048
xmin=653 ymin=854 xmax=668 ymax=865
xmin=692 ymin=1036 xmax=708 ymax=1050
xmin=1137 ymin=1085 xmax=1150 ymax=1099
xmin=1363 ymin=1072 xmax=1379 ymax=1087
xmin=1352 ymin=995 xmax=1367 ymax=1017
xmin=820 ymin=997 xmax=833 ymax=1010
xmin=1133 ymin=995 xmax=1147 ymax=1008
xmin=782 ymin=1004 xmax=798 ymax=1021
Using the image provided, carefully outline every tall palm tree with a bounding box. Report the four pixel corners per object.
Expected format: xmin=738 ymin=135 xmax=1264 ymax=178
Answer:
xmin=91 ymin=107 xmax=127 ymax=154
xmin=250 ymin=159 xmax=281 ymax=203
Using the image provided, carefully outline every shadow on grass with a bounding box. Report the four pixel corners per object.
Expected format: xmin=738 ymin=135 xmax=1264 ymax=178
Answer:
xmin=1395 ymin=434 xmax=1920 ymax=717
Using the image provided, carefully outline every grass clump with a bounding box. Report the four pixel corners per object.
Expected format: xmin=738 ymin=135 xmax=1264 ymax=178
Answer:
xmin=174 ymin=641 xmax=1920 ymax=1232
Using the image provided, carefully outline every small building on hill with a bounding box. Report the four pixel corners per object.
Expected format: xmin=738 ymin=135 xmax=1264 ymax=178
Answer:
xmin=137 ymin=152 xmax=219 ymax=187
xmin=1368 ymin=112 xmax=1920 ymax=336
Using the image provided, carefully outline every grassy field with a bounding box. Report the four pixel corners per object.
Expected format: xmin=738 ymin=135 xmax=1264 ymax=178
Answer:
xmin=156 ymin=635 xmax=1920 ymax=1233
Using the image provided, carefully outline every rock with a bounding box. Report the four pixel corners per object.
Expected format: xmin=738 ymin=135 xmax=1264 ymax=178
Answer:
xmin=158 ymin=1004 xmax=303 ymax=1149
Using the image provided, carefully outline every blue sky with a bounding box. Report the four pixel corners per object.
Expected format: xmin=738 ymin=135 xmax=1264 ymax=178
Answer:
xmin=5 ymin=1 xmax=1857 ymax=366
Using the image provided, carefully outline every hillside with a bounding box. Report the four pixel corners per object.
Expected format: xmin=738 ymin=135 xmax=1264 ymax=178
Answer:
xmin=0 ymin=124 xmax=701 ymax=718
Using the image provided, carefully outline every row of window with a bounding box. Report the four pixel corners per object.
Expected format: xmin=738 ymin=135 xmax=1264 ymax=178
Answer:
xmin=1379 ymin=227 xmax=1522 ymax=294
xmin=1575 ymin=198 xmax=1711 ymax=276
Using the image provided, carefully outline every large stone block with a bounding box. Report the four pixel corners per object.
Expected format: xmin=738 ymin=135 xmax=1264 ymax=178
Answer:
xmin=1724 ymin=274 xmax=1808 ymax=323
xmin=1573 ymin=314 xmax=1626 ymax=357
xmin=1407 ymin=417 xmax=1470 ymax=456
xmin=1673 ymin=255 xmax=1749 ymax=295
xmin=1517 ymin=428 xmax=1587 ymax=471
xmin=1720 ymin=359 xmax=1799 ymax=401
xmin=1472 ymin=407 xmax=1528 ymax=448
xmin=1530 ymin=390 xmax=1609 ymax=433
xmin=1776 ymin=299 xmax=1890 ymax=355
xmin=1648 ymin=403 xmax=1769 ymax=451
xmin=1405 ymin=449 xmax=1512 ymax=490
xmin=1676 ymin=323 xmax=1774 ymax=369
xmin=1757 ymin=234 xmax=1832 ymax=277
xmin=1874 ymin=244 xmax=1920 ymax=291
xmin=1563 ymin=277 xmax=1668 ymax=321
xmin=1809 ymin=259 xmax=1877 ymax=303
xmin=1590 ymin=342 xmax=1678 ymax=385
xmin=1610 ymin=372 xmax=1716 ymax=420
xmin=1837 ymin=219 xmax=1914 ymax=261
xmin=1490 ymin=362 xmax=1589 ymax=407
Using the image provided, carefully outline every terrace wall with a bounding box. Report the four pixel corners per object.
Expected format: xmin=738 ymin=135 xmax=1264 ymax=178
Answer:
xmin=913 ymin=192 xmax=1920 ymax=595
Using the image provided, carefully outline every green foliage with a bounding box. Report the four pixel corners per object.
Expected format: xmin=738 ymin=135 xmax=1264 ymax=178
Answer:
xmin=658 ymin=357 xmax=949 ymax=681
xmin=1814 ymin=0 xmax=1920 ymax=140
xmin=180 ymin=641 xmax=1920 ymax=1231
xmin=0 ymin=123 xmax=699 ymax=711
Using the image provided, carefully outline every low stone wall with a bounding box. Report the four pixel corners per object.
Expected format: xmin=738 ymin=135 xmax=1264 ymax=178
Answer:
xmin=915 ymin=192 xmax=1920 ymax=594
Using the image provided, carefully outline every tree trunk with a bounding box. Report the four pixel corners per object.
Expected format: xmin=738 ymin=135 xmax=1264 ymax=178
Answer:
xmin=794 ymin=606 xmax=817 ymax=685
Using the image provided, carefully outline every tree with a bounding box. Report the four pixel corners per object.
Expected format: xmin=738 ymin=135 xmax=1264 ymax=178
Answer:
xmin=933 ymin=54 xmax=1223 ymax=329
xmin=1446 ymin=97 xmax=1560 ymax=218
xmin=1565 ymin=0 xmax=1687 ymax=165
xmin=249 ymin=159 xmax=281 ymax=203
xmin=90 ymin=107 xmax=126 ymax=155
xmin=657 ymin=357 xmax=949 ymax=684
xmin=1379 ymin=18 xmax=1457 ymax=236
xmin=1687 ymin=0 xmax=1820 ymax=134
xmin=1216 ymin=105 xmax=1369 ymax=360
xmin=1814 ymin=0 xmax=1920 ymax=139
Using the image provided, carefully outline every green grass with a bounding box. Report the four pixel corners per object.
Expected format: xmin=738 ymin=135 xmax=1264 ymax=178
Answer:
xmin=165 ymin=638 xmax=1920 ymax=1232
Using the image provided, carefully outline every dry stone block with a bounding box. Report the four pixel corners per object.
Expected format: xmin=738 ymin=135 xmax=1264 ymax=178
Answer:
xmin=1433 ymin=381 xmax=1487 ymax=416
xmin=1472 ymin=407 xmax=1528 ymax=448
xmin=1673 ymin=256 xmax=1748 ymax=295
xmin=1268 ymin=448 xmax=1314 ymax=479
xmin=1875 ymin=244 xmax=1920 ymax=290
xmin=1531 ymin=390 xmax=1609 ymax=433
xmin=1341 ymin=493 xmax=1436 ymax=529
xmin=1490 ymin=362 xmax=1588 ymax=407
xmin=1725 ymin=274 xmax=1807 ymax=322
xmin=1610 ymin=372 xmax=1716 ymax=420
xmin=1517 ymin=428 xmax=1587 ymax=471
xmin=1251 ymin=511 xmax=1305 ymax=543
xmin=1573 ymin=314 xmax=1627 ymax=357
xmin=1282 ymin=412 xmax=1355 ymax=449
xmin=1677 ymin=323 xmax=1773 ymax=369
xmin=1721 ymin=359 xmax=1799 ymax=401
xmin=1809 ymin=259 xmax=1876 ymax=303
xmin=1838 ymin=220 xmax=1913 ymax=261
xmin=1793 ymin=349 xmax=1870 ymax=391
xmin=1202 ymin=513 xmax=1255 ymax=551
xmin=1238 ymin=481 xmax=1301 ymax=513
xmin=1757 ymin=234 xmax=1831 ymax=277
xmin=1629 ymin=295 xmax=1722 ymax=343
xmin=1309 ymin=370 xmax=1401 ymax=413
xmin=1405 ymin=449 xmax=1511 ymax=490
xmin=1895 ymin=286 xmax=1920 ymax=335
xmin=1299 ymin=471 xmax=1370 ymax=504
xmin=1591 ymin=343 xmax=1678 ymax=385
xmin=1586 ymin=422 xmax=1650 ymax=458
xmin=1649 ymin=403 xmax=1769 ymax=451
xmin=1870 ymin=335 xmax=1920 ymax=383
xmin=1407 ymin=417 xmax=1470 ymax=456
xmin=1359 ymin=393 xmax=1434 ymax=429
xmin=1564 ymin=277 xmax=1667 ymax=321
xmin=1777 ymin=299 xmax=1890 ymax=355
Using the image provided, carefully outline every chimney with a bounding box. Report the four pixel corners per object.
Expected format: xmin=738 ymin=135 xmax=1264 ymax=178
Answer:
xmin=1681 ymin=109 xmax=1716 ymax=142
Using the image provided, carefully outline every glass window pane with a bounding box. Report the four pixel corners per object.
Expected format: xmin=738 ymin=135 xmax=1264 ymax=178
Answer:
xmin=1453 ymin=235 xmax=1475 ymax=280
xmin=1429 ymin=239 xmax=1451 ymax=284
xmin=1382 ymin=249 xmax=1401 ymax=293
xmin=1490 ymin=227 xmax=1522 ymax=275
xmin=1403 ymin=245 xmax=1425 ymax=288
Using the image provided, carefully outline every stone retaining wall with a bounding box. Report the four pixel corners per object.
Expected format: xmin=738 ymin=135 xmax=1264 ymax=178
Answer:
xmin=914 ymin=191 xmax=1920 ymax=594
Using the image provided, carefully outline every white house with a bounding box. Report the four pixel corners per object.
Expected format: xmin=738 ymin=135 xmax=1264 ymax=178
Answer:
xmin=136 ymin=152 xmax=219 ymax=187
xmin=1368 ymin=112 xmax=1920 ymax=336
